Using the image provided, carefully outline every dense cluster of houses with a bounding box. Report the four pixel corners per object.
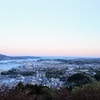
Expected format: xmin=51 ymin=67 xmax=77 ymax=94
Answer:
xmin=0 ymin=59 xmax=99 ymax=89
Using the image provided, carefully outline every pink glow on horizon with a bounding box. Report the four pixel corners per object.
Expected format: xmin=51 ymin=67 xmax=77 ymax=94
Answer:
xmin=1 ymin=48 xmax=100 ymax=57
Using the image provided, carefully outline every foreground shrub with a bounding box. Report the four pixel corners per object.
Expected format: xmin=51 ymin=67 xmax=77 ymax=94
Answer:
xmin=52 ymin=87 xmax=71 ymax=100
xmin=71 ymin=85 xmax=100 ymax=100
xmin=0 ymin=84 xmax=44 ymax=100
xmin=0 ymin=82 xmax=100 ymax=100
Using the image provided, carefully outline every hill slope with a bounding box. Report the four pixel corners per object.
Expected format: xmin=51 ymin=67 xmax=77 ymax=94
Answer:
xmin=0 ymin=54 xmax=10 ymax=60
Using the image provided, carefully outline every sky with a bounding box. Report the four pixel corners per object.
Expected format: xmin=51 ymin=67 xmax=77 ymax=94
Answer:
xmin=0 ymin=0 xmax=100 ymax=57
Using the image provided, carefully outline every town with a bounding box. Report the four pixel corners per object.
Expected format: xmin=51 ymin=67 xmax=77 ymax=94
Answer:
xmin=0 ymin=58 xmax=100 ymax=89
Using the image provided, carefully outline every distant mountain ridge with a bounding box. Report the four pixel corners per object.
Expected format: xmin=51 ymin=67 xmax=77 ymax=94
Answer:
xmin=0 ymin=54 xmax=40 ymax=60
xmin=0 ymin=54 xmax=7 ymax=57
xmin=0 ymin=54 xmax=10 ymax=60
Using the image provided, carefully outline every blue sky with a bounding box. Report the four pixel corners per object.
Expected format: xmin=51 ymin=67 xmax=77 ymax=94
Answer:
xmin=0 ymin=0 xmax=100 ymax=57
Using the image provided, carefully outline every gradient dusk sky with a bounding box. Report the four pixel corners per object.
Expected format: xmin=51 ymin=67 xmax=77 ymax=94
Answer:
xmin=0 ymin=0 xmax=100 ymax=57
